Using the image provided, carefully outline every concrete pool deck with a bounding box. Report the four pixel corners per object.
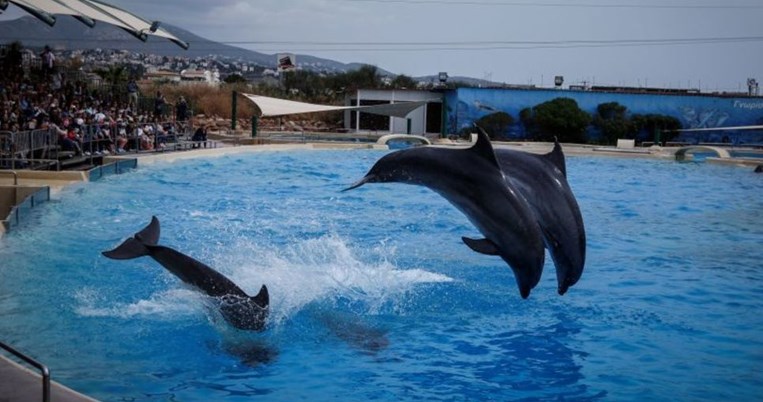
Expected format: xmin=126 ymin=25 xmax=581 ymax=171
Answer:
xmin=0 ymin=354 xmax=97 ymax=402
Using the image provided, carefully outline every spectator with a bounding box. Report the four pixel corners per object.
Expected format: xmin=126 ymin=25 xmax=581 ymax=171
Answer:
xmin=127 ymin=79 xmax=139 ymax=112
xmin=175 ymin=96 xmax=188 ymax=122
xmin=191 ymin=125 xmax=208 ymax=148
xmin=40 ymin=45 xmax=55 ymax=78
xmin=154 ymin=91 xmax=166 ymax=118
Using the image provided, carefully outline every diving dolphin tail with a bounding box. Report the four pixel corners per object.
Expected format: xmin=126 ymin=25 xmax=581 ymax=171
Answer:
xmin=102 ymin=216 xmax=160 ymax=260
xmin=102 ymin=216 xmax=269 ymax=331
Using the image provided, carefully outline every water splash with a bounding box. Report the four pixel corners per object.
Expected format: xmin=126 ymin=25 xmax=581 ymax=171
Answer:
xmin=208 ymin=234 xmax=452 ymax=325
xmin=74 ymin=235 xmax=451 ymax=327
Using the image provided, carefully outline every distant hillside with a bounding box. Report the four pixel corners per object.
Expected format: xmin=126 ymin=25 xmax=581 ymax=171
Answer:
xmin=0 ymin=16 xmax=375 ymax=73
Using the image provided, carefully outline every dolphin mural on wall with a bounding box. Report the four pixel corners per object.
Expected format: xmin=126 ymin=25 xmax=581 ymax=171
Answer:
xmin=102 ymin=216 xmax=269 ymax=331
xmin=344 ymin=128 xmax=586 ymax=297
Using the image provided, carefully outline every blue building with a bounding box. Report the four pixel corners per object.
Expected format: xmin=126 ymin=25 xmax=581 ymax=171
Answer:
xmin=444 ymin=87 xmax=763 ymax=144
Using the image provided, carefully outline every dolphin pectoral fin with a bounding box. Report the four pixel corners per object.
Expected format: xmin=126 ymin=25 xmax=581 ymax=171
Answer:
xmin=462 ymin=237 xmax=500 ymax=256
xmin=102 ymin=237 xmax=149 ymax=260
xmin=251 ymin=285 xmax=269 ymax=309
xmin=135 ymin=216 xmax=160 ymax=245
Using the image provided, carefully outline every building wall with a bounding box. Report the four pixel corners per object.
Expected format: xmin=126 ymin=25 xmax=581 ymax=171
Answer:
xmin=345 ymin=89 xmax=442 ymax=134
xmin=445 ymin=87 xmax=763 ymax=143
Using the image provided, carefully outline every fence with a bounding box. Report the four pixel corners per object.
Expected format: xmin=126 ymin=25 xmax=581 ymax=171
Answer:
xmin=0 ymin=130 xmax=59 ymax=170
xmin=1 ymin=120 xmax=198 ymax=171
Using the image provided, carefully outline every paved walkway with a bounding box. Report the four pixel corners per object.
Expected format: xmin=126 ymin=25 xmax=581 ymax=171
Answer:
xmin=0 ymin=354 xmax=97 ymax=402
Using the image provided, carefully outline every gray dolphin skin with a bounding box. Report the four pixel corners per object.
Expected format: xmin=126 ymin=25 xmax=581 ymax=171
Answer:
xmin=344 ymin=128 xmax=586 ymax=297
xmin=344 ymin=129 xmax=546 ymax=298
xmin=102 ymin=216 xmax=269 ymax=331
xmin=493 ymin=140 xmax=586 ymax=295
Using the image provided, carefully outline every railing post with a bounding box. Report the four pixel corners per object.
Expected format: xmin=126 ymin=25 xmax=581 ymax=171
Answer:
xmin=0 ymin=341 xmax=51 ymax=402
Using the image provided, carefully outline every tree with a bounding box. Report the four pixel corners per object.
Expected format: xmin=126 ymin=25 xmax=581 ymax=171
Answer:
xmin=224 ymin=73 xmax=247 ymax=84
xmin=329 ymin=65 xmax=383 ymax=92
xmin=1 ymin=41 xmax=24 ymax=79
xmin=631 ymin=114 xmax=682 ymax=143
xmin=389 ymin=74 xmax=418 ymax=89
xmin=282 ymin=70 xmax=327 ymax=98
xmin=592 ymin=102 xmax=638 ymax=144
xmin=522 ymin=98 xmax=591 ymax=143
xmin=475 ymin=112 xmax=514 ymax=139
xmin=95 ymin=64 xmax=129 ymax=88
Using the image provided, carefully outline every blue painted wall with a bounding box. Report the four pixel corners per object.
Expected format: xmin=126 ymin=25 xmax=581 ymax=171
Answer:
xmin=444 ymin=87 xmax=763 ymax=144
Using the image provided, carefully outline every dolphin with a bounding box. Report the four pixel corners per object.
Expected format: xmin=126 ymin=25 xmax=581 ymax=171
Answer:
xmin=755 ymin=165 xmax=762 ymax=173
xmin=102 ymin=216 xmax=269 ymax=331
xmin=344 ymin=129 xmax=546 ymax=298
xmin=493 ymin=140 xmax=586 ymax=295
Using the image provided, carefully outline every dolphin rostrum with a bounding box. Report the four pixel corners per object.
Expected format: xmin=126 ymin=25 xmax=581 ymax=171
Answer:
xmin=344 ymin=129 xmax=546 ymax=298
xmin=493 ymin=139 xmax=586 ymax=295
xmin=102 ymin=216 xmax=269 ymax=331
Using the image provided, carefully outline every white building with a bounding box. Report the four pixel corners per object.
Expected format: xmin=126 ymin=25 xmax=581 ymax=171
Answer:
xmin=344 ymin=89 xmax=443 ymax=135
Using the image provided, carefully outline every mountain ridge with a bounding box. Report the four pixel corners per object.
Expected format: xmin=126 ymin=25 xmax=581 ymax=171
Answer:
xmin=0 ymin=15 xmax=497 ymax=86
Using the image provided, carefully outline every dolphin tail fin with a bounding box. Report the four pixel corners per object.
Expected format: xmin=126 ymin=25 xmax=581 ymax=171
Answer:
xmin=102 ymin=216 xmax=161 ymax=260
xmin=251 ymin=285 xmax=269 ymax=308
xmin=135 ymin=216 xmax=160 ymax=246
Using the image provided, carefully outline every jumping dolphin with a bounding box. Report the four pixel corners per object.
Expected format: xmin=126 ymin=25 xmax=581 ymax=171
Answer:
xmin=102 ymin=216 xmax=269 ymax=331
xmin=344 ymin=129 xmax=546 ymax=298
xmin=493 ymin=141 xmax=586 ymax=295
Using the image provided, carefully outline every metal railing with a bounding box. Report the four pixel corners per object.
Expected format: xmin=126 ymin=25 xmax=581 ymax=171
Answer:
xmin=0 ymin=341 xmax=51 ymax=402
xmin=1 ymin=129 xmax=60 ymax=170
xmin=1 ymin=120 xmax=198 ymax=170
xmin=0 ymin=170 xmax=18 ymax=185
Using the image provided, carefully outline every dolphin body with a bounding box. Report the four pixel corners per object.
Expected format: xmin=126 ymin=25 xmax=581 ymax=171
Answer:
xmin=345 ymin=129 xmax=546 ymax=298
xmin=344 ymin=128 xmax=586 ymax=297
xmin=102 ymin=216 xmax=269 ymax=331
xmin=493 ymin=142 xmax=586 ymax=295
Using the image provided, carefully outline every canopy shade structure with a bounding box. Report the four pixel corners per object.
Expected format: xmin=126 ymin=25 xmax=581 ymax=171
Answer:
xmin=241 ymin=93 xmax=429 ymax=118
xmin=1 ymin=0 xmax=188 ymax=49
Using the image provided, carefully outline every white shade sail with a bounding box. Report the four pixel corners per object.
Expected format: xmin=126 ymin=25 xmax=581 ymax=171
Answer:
xmin=7 ymin=0 xmax=188 ymax=49
xmin=241 ymin=93 xmax=429 ymax=118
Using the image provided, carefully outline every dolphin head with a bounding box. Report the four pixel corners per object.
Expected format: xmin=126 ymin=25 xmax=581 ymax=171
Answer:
xmin=343 ymin=150 xmax=424 ymax=191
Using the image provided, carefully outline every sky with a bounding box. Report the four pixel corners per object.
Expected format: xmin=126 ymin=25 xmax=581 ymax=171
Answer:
xmin=1 ymin=0 xmax=762 ymax=92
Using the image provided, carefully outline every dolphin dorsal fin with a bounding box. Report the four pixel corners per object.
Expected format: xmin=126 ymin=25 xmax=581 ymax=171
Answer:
xmin=251 ymin=285 xmax=269 ymax=308
xmin=544 ymin=138 xmax=567 ymax=177
xmin=462 ymin=237 xmax=500 ymax=255
xmin=472 ymin=126 xmax=500 ymax=170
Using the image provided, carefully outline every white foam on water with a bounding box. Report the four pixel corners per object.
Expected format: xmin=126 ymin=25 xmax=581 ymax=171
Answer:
xmin=209 ymin=234 xmax=452 ymax=325
xmin=75 ymin=287 xmax=203 ymax=319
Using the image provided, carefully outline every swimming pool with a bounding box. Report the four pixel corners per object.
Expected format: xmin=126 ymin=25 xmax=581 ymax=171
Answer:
xmin=1 ymin=148 xmax=762 ymax=401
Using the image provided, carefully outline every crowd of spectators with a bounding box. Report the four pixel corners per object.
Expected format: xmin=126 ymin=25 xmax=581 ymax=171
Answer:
xmin=1 ymin=51 xmax=190 ymax=158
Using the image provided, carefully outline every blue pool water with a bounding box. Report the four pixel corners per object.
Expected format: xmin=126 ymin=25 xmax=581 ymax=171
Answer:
xmin=1 ymin=149 xmax=762 ymax=401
